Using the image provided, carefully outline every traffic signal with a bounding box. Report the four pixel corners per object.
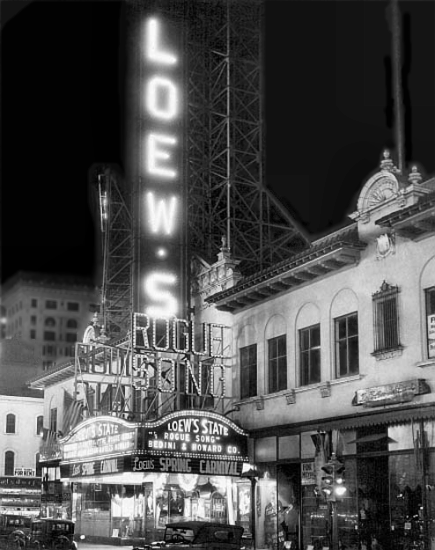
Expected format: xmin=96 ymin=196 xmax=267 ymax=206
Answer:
xmin=320 ymin=453 xmax=346 ymax=501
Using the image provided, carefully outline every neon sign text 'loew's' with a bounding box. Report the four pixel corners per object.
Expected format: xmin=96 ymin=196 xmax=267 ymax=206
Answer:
xmin=142 ymin=17 xmax=181 ymax=318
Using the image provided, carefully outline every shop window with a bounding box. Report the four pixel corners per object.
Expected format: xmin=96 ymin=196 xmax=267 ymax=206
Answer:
xmin=240 ymin=344 xmax=257 ymax=399
xmin=372 ymin=281 xmax=401 ymax=354
xmin=44 ymin=331 xmax=56 ymax=341
xmin=268 ymin=335 xmax=287 ymax=393
xmin=67 ymin=302 xmax=79 ymax=311
xmin=4 ymin=451 xmax=14 ymax=475
xmin=45 ymin=300 xmax=57 ymax=309
xmin=299 ymin=324 xmax=321 ymax=386
xmin=31 ymin=299 xmax=38 ymax=308
xmin=335 ymin=313 xmax=359 ymax=377
xmin=45 ymin=317 xmax=56 ymax=327
xmin=66 ymin=319 xmax=78 ymax=329
xmin=6 ymin=413 xmax=16 ymax=434
xmin=425 ymin=286 xmax=435 ymax=359
xmin=49 ymin=408 xmax=57 ymax=433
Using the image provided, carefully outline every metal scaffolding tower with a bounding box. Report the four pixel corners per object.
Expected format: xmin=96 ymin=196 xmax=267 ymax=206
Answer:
xmin=186 ymin=0 xmax=309 ymax=274
xmin=93 ymin=164 xmax=134 ymax=339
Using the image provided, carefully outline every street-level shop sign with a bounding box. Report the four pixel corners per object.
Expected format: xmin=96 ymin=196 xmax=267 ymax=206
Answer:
xmin=352 ymin=378 xmax=430 ymax=407
xmin=61 ymin=417 xmax=136 ymax=462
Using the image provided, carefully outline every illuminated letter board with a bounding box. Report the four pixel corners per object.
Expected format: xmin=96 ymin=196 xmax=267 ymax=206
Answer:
xmin=138 ymin=15 xmax=185 ymax=319
xmin=132 ymin=410 xmax=249 ymax=476
xmin=61 ymin=417 xmax=136 ymax=462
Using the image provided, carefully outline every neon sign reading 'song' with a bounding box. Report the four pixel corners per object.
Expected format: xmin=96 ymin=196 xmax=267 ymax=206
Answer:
xmin=143 ymin=18 xmax=180 ymax=318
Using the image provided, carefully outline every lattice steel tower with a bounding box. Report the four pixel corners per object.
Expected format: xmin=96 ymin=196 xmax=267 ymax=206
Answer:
xmin=127 ymin=0 xmax=309 ymax=276
xmin=91 ymin=164 xmax=134 ymax=339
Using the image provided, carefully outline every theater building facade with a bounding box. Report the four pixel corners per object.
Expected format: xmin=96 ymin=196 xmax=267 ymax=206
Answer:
xmin=33 ymin=153 xmax=435 ymax=550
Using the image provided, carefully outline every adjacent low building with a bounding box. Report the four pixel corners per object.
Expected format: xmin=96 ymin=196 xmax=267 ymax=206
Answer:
xmin=204 ymin=152 xmax=435 ymax=550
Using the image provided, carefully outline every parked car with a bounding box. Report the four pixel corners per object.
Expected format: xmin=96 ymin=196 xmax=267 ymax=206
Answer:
xmin=133 ymin=521 xmax=244 ymax=550
xmin=26 ymin=519 xmax=77 ymax=550
xmin=0 ymin=515 xmax=32 ymax=548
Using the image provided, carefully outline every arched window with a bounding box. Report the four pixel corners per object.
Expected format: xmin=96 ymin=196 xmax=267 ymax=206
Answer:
xmin=45 ymin=317 xmax=56 ymax=327
xmin=35 ymin=453 xmax=42 ymax=477
xmin=66 ymin=319 xmax=78 ymax=329
xmin=6 ymin=414 xmax=16 ymax=434
xmin=36 ymin=415 xmax=44 ymax=436
xmin=4 ymin=451 xmax=14 ymax=475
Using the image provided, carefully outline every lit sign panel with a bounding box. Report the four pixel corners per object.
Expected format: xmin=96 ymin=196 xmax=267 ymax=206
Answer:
xmin=138 ymin=411 xmax=248 ymax=462
xmin=139 ymin=16 xmax=184 ymax=319
xmin=61 ymin=457 xmax=125 ymax=478
xmin=132 ymin=314 xmax=230 ymax=397
xmin=61 ymin=417 xmax=136 ymax=462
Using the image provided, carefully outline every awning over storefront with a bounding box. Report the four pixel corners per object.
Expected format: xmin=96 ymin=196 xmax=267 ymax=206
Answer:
xmin=249 ymin=403 xmax=435 ymax=439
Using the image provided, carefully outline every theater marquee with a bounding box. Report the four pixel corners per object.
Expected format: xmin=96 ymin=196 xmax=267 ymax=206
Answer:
xmin=59 ymin=411 xmax=249 ymax=479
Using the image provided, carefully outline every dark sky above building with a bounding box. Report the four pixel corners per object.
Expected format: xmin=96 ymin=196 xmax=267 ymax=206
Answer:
xmin=1 ymin=0 xmax=434 ymax=285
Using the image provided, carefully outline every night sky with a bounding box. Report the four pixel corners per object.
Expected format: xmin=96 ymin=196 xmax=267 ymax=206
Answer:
xmin=1 ymin=0 xmax=434 ymax=285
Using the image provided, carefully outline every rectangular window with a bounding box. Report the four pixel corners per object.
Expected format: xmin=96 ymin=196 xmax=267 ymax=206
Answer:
xmin=31 ymin=299 xmax=38 ymax=308
xmin=373 ymin=282 xmax=400 ymax=353
xmin=300 ymin=324 xmax=321 ymax=386
xmin=335 ymin=313 xmax=359 ymax=377
xmin=30 ymin=329 xmax=36 ymax=339
xmin=45 ymin=300 xmax=57 ymax=309
xmin=44 ymin=331 xmax=56 ymax=341
xmin=240 ymin=344 xmax=257 ymax=399
xmin=31 ymin=315 xmax=37 ymax=325
xmin=49 ymin=408 xmax=57 ymax=433
xmin=268 ymin=335 xmax=287 ymax=393
xmin=43 ymin=361 xmax=54 ymax=371
xmin=425 ymin=287 xmax=435 ymax=359
xmin=67 ymin=302 xmax=79 ymax=311
xmin=66 ymin=333 xmax=77 ymax=343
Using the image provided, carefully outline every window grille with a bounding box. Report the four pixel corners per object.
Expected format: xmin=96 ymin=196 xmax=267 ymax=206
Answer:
xmin=425 ymin=286 xmax=435 ymax=359
xmin=372 ymin=281 xmax=400 ymax=353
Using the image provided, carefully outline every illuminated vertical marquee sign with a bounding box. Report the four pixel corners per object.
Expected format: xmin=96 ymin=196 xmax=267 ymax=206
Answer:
xmin=139 ymin=15 xmax=185 ymax=318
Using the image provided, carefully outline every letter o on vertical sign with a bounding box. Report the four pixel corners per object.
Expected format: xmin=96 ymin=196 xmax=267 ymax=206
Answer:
xmin=146 ymin=76 xmax=178 ymax=120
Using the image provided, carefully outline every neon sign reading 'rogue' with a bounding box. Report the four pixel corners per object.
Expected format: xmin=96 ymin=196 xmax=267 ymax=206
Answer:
xmin=143 ymin=17 xmax=181 ymax=318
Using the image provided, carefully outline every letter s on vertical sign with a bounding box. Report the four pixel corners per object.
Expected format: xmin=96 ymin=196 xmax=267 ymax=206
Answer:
xmin=145 ymin=272 xmax=178 ymax=318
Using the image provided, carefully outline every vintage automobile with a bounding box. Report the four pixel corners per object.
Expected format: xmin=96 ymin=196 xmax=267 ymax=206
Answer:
xmin=0 ymin=515 xmax=32 ymax=548
xmin=25 ymin=519 xmax=77 ymax=550
xmin=133 ymin=521 xmax=244 ymax=550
